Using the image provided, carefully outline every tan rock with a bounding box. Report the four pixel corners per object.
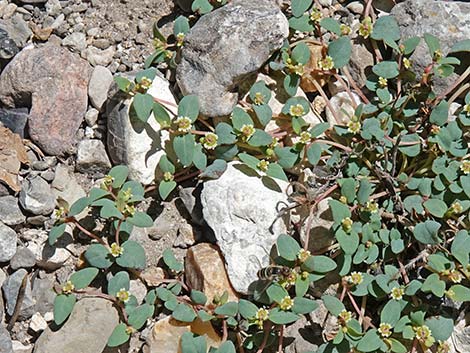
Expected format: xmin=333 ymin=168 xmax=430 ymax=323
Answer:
xmin=141 ymin=266 xmax=165 ymax=287
xmin=300 ymin=42 xmax=330 ymax=93
xmin=185 ymin=243 xmax=239 ymax=303
xmin=144 ymin=317 xmax=221 ymax=353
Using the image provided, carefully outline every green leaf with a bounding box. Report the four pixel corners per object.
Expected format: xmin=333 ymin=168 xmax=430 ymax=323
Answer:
xmin=109 ymin=165 xmax=129 ymax=188
xmin=108 ymin=271 xmax=130 ymax=296
xmin=85 ymin=244 xmax=113 ymax=269
xmin=158 ymin=155 xmax=175 ymax=174
xmin=289 ymin=14 xmax=315 ymax=32
xmin=116 ymin=240 xmax=146 ymax=269
xmin=424 ymin=33 xmax=440 ymax=56
xmin=174 ymin=16 xmax=190 ymax=36
xmin=249 ymin=81 xmax=271 ymax=105
xmin=136 ymin=68 xmax=156 ymax=83
xmin=307 ymin=143 xmax=322 ymax=165
xmin=275 ymin=147 xmax=299 ymax=169
xmin=100 ymin=202 xmax=122 ymax=219
xmin=173 ymin=134 xmax=195 ymax=167
xmin=328 ymin=36 xmax=352 ymax=68
xmin=133 ymin=93 xmax=154 ymax=122
xmin=173 ymin=303 xmax=197 ymax=322
xmin=322 ymin=295 xmax=345 ymax=316
xmin=421 ymin=273 xmax=445 ymax=297
xmin=461 ymin=175 xmax=470 ymax=198
xmin=238 ymin=153 xmax=260 ymax=171
xmin=114 ymin=76 xmax=133 ymax=93
xmin=310 ymin=122 xmax=330 ymax=138
xmin=302 ymin=256 xmax=337 ymax=273
xmin=372 ymin=61 xmax=399 ymax=79
xmin=128 ymin=304 xmax=154 ymax=330
xmin=267 ymin=283 xmax=289 ymax=303
xmin=190 ymin=290 xmax=207 ymax=305
xmin=107 ymin=323 xmax=130 ymax=347
xmin=451 ymin=230 xmax=470 ymax=266
xmin=320 ymin=18 xmax=341 ymax=35
xmin=371 ymin=16 xmax=400 ymax=44
xmin=430 ymin=100 xmax=449 ymax=126
xmin=198 ymin=310 xmax=214 ymax=322
xmin=217 ymin=341 xmax=236 ymax=353
xmin=398 ymin=134 xmax=421 ymax=157
xmin=153 ymin=102 xmax=171 ymax=128
xmin=277 ymin=234 xmax=301 ymax=261
xmin=357 ymin=330 xmax=383 ymax=352
xmin=231 ymin=107 xmax=254 ymax=131
xmin=253 ymin=104 xmax=272 ymax=126
xmin=413 ymin=221 xmax=441 ymax=245
xmin=403 ymin=37 xmax=421 ymax=55
xmin=163 ymin=248 xmax=184 ymax=272
xmin=54 ymin=294 xmax=76 ymax=325
xmin=329 ymin=199 xmax=351 ymax=224
xmin=238 ymin=299 xmax=258 ymax=319
xmin=336 ymin=229 xmax=359 ymax=255
xmin=450 ymin=39 xmax=470 ymax=53
xmin=389 ymin=338 xmax=407 ymax=353
xmin=199 ymin=159 xmax=227 ymax=179
xmin=70 ymin=268 xmax=99 ymax=290
xmin=423 ymin=199 xmax=447 ymax=218
xmin=380 ymin=300 xmax=401 ymax=326
xmin=49 ymin=223 xmax=66 ymax=245
xmin=248 ymin=129 xmax=273 ymax=147
xmin=339 ymin=178 xmax=356 ymax=203
xmin=191 ymin=0 xmax=213 ymax=14
xmin=450 ymin=284 xmax=470 ymax=302
xmin=214 ymin=302 xmax=238 ymax=317
xmin=269 ymin=308 xmax=300 ymax=324
xmin=295 ymin=275 xmax=309 ymax=297
xmin=159 ymin=180 xmax=176 ymax=200
xmin=69 ymin=197 xmax=90 ymax=217
xmin=215 ymin=123 xmax=237 ymax=145
xmin=425 ymin=316 xmax=453 ymax=341
xmin=292 ymin=297 xmax=318 ymax=315
xmin=291 ymin=0 xmax=313 ymax=17
xmin=266 ymin=163 xmax=288 ymax=182
xmin=292 ymin=42 xmax=310 ymax=65
xmin=178 ymin=95 xmax=199 ymax=122
xmin=283 ymin=74 xmax=300 ymax=97
xmin=128 ymin=211 xmax=153 ymax=228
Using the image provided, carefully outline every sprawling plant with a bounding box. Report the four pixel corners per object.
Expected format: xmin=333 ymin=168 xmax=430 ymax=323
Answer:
xmin=49 ymin=1 xmax=470 ymax=352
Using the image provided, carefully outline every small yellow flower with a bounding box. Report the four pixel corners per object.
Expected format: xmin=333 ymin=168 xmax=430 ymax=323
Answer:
xmin=358 ymin=17 xmax=373 ymax=38
xmin=201 ymin=132 xmax=218 ymax=150
xmin=279 ymin=296 xmax=294 ymax=311
xmin=257 ymin=159 xmax=270 ymax=172
xmin=286 ymin=58 xmax=304 ymax=75
xmin=124 ymin=204 xmax=135 ymax=216
xmin=285 ymin=271 xmax=297 ymax=286
xmin=310 ymin=8 xmax=323 ymax=22
xmin=139 ymin=77 xmax=153 ymax=91
xmin=299 ymin=131 xmax=311 ymax=144
xmin=116 ymin=288 xmax=131 ymax=303
xmin=318 ymin=56 xmax=335 ymax=71
xmin=445 ymin=289 xmax=455 ymax=300
xmin=346 ymin=272 xmax=363 ymax=286
xmin=460 ymin=160 xmax=470 ymax=174
xmin=253 ymin=92 xmax=265 ymax=105
xmin=347 ymin=120 xmax=361 ymax=134
xmin=430 ymin=125 xmax=441 ymax=135
xmin=289 ymin=104 xmax=305 ymax=117
xmin=176 ymin=32 xmax=185 ymax=47
xmin=403 ymin=57 xmax=412 ymax=69
xmin=175 ymin=116 xmax=192 ymax=133
xmin=378 ymin=76 xmax=388 ymax=88
xmin=341 ymin=217 xmax=353 ymax=233
xmin=163 ymin=171 xmax=174 ymax=182
xmin=450 ymin=201 xmax=463 ymax=214
xmin=437 ymin=340 xmax=451 ymax=353
xmin=297 ymin=249 xmax=311 ymax=263
xmin=240 ymin=124 xmax=255 ymax=139
xmin=125 ymin=326 xmax=136 ymax=335
xmin=62 ymin=280 xmax=75 ymax=294
xmin=414 ymin=325 xmax=435 ymax=347
xmin=154 ymin=38 xmax=165 ymax=49
xmin=101 ymin=174 xmax=114 ymax=189
xmin=110 ymin=243 xmax=124 ymax=257
xmin=55 ymin=207 xmax=67 ymax=218
xmin=365 ymin=200 xmax=379 ymax=213
xmin=378 ymin=323 xmax=393 ymax=338
xmin=122 ymin=188 xmax=133 ymax=202
xmin=448 ymin=269 xmax=462 ymax=283
xmin=463 ymin=104 xmax=470 ymax=116
xmin=339 ymin=195 xmax=348 ymax=204
xmin=433 ymin=49 xmax=443 ymax=61
xmin=255 ymin=308 xmax=269 ymax=321
xmin=338 ymin=309 xmax=352 ymax=325
xmin=390 ymin=286 xmax=404 ymax=300
xmin=301 ymin=271 xmax=309 ymax=280
xmin=340 ymin=24 xmax=351 ymax=36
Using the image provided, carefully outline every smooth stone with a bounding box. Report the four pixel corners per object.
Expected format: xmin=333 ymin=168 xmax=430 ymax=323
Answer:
xmin=325 ymin=91 xmax=361 ymax=126
xmin=0 ymin=15 xmax=31 ymax=60
xmin=346 ymin=41 xmax=374 ymax=89
xmin=81 ymin=46 xmax=115 ymax=67
xmin=2 ymin=269 xmax=35 ymax=320
xmin=76 ymin=139 xmax=111 ymax=174
xmin=0 ymin=221 xmax=17 ymax=262
xmin=88 ymin=65 xmax=113 ymax=111
xmin=51 ymin=164 xmax=86 ymax=208
xmin=0 ymin=195 xmax=25 ymax=225
xmin=0 ymin=325 xmax=12 ymax=353
xmin=200 ymin=162 xmax=290 ymax=294
xmin=62 ymin=32 xmax=86 ymax=52
xmin=19 ymin=175 xmax=55 ymax=215
xmin=33 ymin=298 xmax=119 ymax=353
xmin=10 ymin=247 xmax=36 ymax=270
xmin=0 ymin=107 xmax=28 ymax=137
xmin=84 ymin=108 xmax=99 ymax=126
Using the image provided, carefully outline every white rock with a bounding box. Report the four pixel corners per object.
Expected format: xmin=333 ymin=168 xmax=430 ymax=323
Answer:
xmin=76 ymin=139 xmax=111 ymax=174
xmin=51 ymin=164 xmax=86 ymax=209
xmin=200 ymin=162 xmax=290 ymax=294
xmin=44 ymin=312 xmax=53 ymax=322
xmin=84 ymin=108 xmax=99 ymax=126
xmin=129 ymin=280 xmax=147 ymax=304
xmin=107 ymin=74 xmax=175 ymax=185
xmin=88 ymin=65 xmax=113 ymax=111
xmin=81 ymin=46 xmax=115 ymax=67
xmin=325 ymin=91 xmax=361 ymax=126
xmin=62 ymin=32 xmax=86 ymax=52
xmin=0 ymin=222 xmax=17 ymax=262
xmin=11 ymin=340 xmax=32 ymax=353
xmin=29 ymin=313 xmax=47 ymax=332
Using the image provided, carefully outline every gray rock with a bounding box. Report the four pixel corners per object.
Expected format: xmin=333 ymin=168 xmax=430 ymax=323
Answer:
xmin=76 ymin=139 xmax=111 ymax=174
xmin=0 ymin=195 xmax=25 ymax=225
xmin=81 ymin=46 xmax=115 ymax=67
xmin=0 ymin=325 xmax=13 ymax=353
xmin=45 ymin=0 xmax=62 ymax=16
xmin=84 ymin=108 xmax=99 ymax=126
xmin=19 ymin=176 xmax=55 ymax=215
xmin=0 ymin=222 xmax=16 ymax=262
xmin=51 ymin=164 xmax=86 ymax=208
xmin=2 ymin=269 xmax=35 ymax=320
xmin=176 ymin=0 xmax=289 ymax=117
xmin=10 ymin=247 xmax=36 ymax=270
xmin=0 ymin=15 xmax=32 ymax=60
xmin=346 ymin=40 xmax=374 ymax=89
xmin=33 ymin=298 xmax=119 ymax=353
xmin=88 ymin=65 xmax=113 ymax=111
xmin=200 ymin=162 xmax=289 ymax=294
xmin=62 ymin=32 xmax=86 ymax=52
xmin=31 ymin=276 xmax=55 ymax=315
xmin=0 ymin=107 xmax=28 ymax=137
xmin=391 ymin=0 xmax=470 ymax=94
xmin=107 ymin=73 xmax=173 ymax=185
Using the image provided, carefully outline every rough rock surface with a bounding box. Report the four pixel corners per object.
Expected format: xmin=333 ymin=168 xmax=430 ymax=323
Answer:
xmin=2 ymin=269 xmax=35 ymax=320
xmin=0 ymin=221 xmax=17 ymax=262
xmin=0 ymin=195 xmax=25 ymax=225
xmin=185 ymin=243 xmax=239 ymax=303
xmin=176 ymin=0 xmax=289 ymax=117
xmin=200 ymin=162 xmax=290 ymax=293
xmin=107 ymin=73 xmax=174 ymax=185
xmin=51 ymin=164 xmax=86 ymax=207
xmin=0 ymin=15 xmax=31 ymax=60
xmin=76 ymin=139 xmax=111 ymax=174
xmin=33 ymin=298 xmax=119 ymax=353
xmin=19 ymin=175 xmax=55 ymax=215
xmin=391 ymin=0 xmax=470 ymax=93
xmin=88 ymin=65 xmax=113 ymax=111
xmin=0 ymin=325 xmax=12 ymax=353
xmin=0 ymin=45 xmax=90 ymax=155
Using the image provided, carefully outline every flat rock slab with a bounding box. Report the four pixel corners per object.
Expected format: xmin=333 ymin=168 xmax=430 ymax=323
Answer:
xmin=176 ymin=0 xmax=289 ymax=117
xmin=34 ymin=298 xmax=119 ymax=353
xmin=200 ymin=163 xmax=289 ymax=294
xmin=0 ymin=45 xmax=90 ymax=156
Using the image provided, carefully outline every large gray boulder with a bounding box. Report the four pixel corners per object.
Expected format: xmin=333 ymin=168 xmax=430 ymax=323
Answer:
xmin=176 ymin=0 xmax=289 ymax=117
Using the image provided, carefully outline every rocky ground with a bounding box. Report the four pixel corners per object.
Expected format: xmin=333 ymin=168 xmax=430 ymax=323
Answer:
xmin=0 ymin=0 xmax=470 ymax=353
